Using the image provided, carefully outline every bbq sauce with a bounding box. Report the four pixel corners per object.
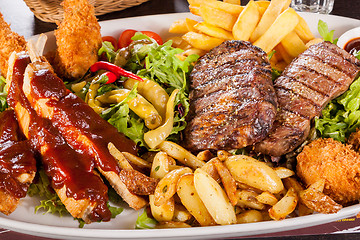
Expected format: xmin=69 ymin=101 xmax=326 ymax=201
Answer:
xmin=30 ymin=67 xmax=138 ymax=174
xmin=7 ymin=53 xmax=111 ymax=222
xmin=344 ymin=37 xmax=360 ymax=53
xmin=0 ymin=109 xmax=36 ymax=199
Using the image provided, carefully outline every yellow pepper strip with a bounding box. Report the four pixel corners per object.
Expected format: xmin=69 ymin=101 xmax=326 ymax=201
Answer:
xmin=124 ymin=78 xmax=169 ymax=121
xmin=85 ymin=82 xmax=105 ymax=114
xmin=96 ymin=89 xmax=162 ymax=130
xmin=144 ymin=89 xmax=179 ymax=149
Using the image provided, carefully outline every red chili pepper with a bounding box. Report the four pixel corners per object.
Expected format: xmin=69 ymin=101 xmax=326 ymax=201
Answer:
xmin=90 ymin=61 xmax=143 ymax=82
xmin=102 ymin=71 xmax=117 ymax=84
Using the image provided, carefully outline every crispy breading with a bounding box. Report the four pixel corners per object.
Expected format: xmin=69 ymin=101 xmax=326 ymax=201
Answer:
xmin=347 ymin=129 xmax=360 ymax=152
xmin=53 ymin=0 xmax=102 ymax=79
xmin=0 ymin=13 xmax=26 ymax=77
xmin=297 ymin=138 xmax=360 ymax=205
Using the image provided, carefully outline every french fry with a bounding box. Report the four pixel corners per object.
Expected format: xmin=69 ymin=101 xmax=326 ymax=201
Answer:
xmin=236 ymin=210 xmax=263 ymax=224
xmin=150 ymin=195 xmax=175 ymax=222
xmin=217 ymin=150 xmax=232 ymax=161
xmin=185 ymin=18 xmax=199 ymax=32
xmin=250 ymin=0 xmax=291 ymax=42
xmin=182 ymin=48 xmax=207 ymax=57
xmin=275 ymin=44 xmax=293 ymax=64
xmin=253 ymin=7 xmax=299 ymax=53
xmin=122 ymin=152 xmax=152 ymax=169
xmin=281 ymin=31 xmax=307 ymax=58
xmin=150 ymin=151 xmax=176 ymax=179
xmin=306 ymin=38 xmax=323 ymax=48
xmin=232 ymin=0 xmax=260 ymax=41
xmin=158 ymin=141 xmax=205 ymax=169
xmin=256 ymin=191 xmax=278 ymax=206
xmin=269 ymin=187 xmax=298 ymax=220
xmin=201 ymin=158 xmax=221 ymax=182
xmin=108 ymin=142 xmax=133 ymax=170
xmin=154 ymin=167 xmax=192 ymax=206
xmin=187 ymin=0 xmax=216 ymax=6
xmin=282 ymin=177 xmax=305 ymax=194
xmin=194 ymin=168 xmax=236 ymax=225
xmin=169 ymin=19 xmax=189 ymax=34
xmin=203 ymin=1 xmax=244 ymax=15
xmin=199 ymin=4 xmax=238 ymax=31
xmin=223 ymin=0 xmax=241 ymax=4
xmin=167 ymin=36 xmax=184 ymax=48
xmin=193 ymin=22 xmax=233 ymax=40
xmin=274 ymin=167 xmax=295 ymax=179
xmin=224 ymin=155 xmax=284 ymax=194
xmin=255 ymin=0 xmax=271 ymax=16
xmin=177 ymin=173 xmax=216 ymax=226
xmin=236 ymin=190 xmax=265 ymax=210
xmin=295 ymin=14 xmax=315 ymax=43
xmin=189 ymin=5 xmax=201 ymax=16
xmin=212 ymin=158 xmax=238 ymax=206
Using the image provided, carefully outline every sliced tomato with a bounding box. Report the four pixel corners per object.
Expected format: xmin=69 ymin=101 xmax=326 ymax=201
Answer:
xmin=102 ymin=36 xmax=118 ymax=50
xmin=140 ymin=31 xmax=163 ymax=45
xmin=118 ymin=29 xmax=137 ymax=49
xmin=118 ymin=29 xmax=164 ymax=49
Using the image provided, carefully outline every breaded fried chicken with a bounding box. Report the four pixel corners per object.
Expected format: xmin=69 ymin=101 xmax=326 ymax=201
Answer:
xmin=297 ymin=138 xmax=360 ymax=205
xmin=53 ymin=0 xmax=102 ymax=79
xmin=0 ymin=13 xmax=26 ymax=77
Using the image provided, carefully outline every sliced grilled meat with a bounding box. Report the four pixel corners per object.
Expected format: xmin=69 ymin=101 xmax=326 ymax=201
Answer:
xmin=0 ymin=109 xmax=36 ymax=215
xmin=255 ymin=41 xmax=360 ymax=157
xmin=23 ymin=56 xmax=147 ymax=210
xmin=6 ymin=51 xmax=111 ymax=223
xmin=184 ymin=40 xmax=277 ymax=152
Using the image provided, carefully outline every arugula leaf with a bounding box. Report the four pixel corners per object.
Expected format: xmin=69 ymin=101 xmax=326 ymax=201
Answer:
xmin=0 ymin=76 xmax=8 ymax=112
xmin=271 ymin=68 xmax=282 ymax=81
xmin=315 ymin=76 xmax=360 ymax=142
xmin=135 ymin=210 xmax=157 ymax=229
xmin=318 ymin=20 xmax=338 ymax=44
xmin=98 ymin=41 xmax=117 ymax=63
xmin=354 ymin=50 xmax=360 ymax=60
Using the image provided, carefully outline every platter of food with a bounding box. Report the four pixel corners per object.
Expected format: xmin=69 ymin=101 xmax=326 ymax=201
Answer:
xmin=0 ymin=7 xmax=359 ymax=239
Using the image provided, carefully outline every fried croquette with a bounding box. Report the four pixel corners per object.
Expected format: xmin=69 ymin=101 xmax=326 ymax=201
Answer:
xmin=53 ymin=0 xmax=102 ymax=79
xmin=0 ymin=13 xmax=26 ymax=77
xmin=297 ymin=138 xmax=360 ymax=206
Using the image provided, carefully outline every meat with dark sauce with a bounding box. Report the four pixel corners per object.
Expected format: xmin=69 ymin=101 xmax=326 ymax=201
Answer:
xmin=184 ymin=40 xmax=277 ymax=152
xmin=255 ymin=41 xmax=360 ymax=157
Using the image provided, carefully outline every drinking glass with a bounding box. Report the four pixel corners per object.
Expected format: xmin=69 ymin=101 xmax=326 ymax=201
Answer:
xmin=291 ymin=0 xmax=335 ymax=14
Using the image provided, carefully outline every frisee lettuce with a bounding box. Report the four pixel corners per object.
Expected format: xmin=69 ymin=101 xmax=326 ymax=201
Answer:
xmin=0 ymin=76 xmax=8 ymax=112
xmin=315 ymin=76 xmax=360 ymax=142
xmin=135 ymin=210 xmax=157 ymax=229
xmin=318 ymin=19 xmax=338 ymax=44
xmin=28 ymin=169 xmax=124 ymax=228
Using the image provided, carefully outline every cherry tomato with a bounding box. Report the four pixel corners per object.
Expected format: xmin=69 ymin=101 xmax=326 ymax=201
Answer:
xmin=102 ymin=36 xmax=118 ymax=50
xmin=118 ymin=29 xmax=137 ymax=49
xmin=140 ymin=31 xmax=163 ymax=45
xmin=118 ymin=29 xmax=164 ymax=49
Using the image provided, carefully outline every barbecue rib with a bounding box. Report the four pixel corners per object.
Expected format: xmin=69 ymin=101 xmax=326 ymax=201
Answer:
xmin=23 ymin=52 xmax=150 ymax=210
xmin=6 ymin=51 xmax=111 ymax=223
xmin=184 ymin=40 xmax=277 ymax=152
xmin=0 ymin=109 xmax=36 ymax=215
xmin=255 ymin=41 xmax=360 ymax=157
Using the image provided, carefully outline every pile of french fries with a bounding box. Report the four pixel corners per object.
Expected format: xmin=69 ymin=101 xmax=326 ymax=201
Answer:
xmin=110 ymin=140 xmax=342 ymax=228
xmin=169 ymin=0 xmax=323 ymax=71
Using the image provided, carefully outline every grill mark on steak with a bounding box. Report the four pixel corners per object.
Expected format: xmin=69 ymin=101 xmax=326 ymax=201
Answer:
xmin=184 ymin=40 xmax=277 ymax=152
xmin=255 ymin=41 xmax=360 ymax=157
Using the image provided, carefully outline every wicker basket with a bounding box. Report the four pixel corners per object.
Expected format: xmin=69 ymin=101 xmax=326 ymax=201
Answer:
xmin=23 ymin=0 xmax=150 ymax=23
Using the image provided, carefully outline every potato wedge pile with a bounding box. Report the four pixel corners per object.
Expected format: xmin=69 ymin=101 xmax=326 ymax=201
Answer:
xmin=111 ymin=140 xmax=342 ymax=228
xmin=169 ymin=0 xmax=323 ymax=70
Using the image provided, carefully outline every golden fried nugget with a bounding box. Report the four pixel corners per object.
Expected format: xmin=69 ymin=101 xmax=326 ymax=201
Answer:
xmin=0 ymin=13 xmax=26 ymax=77
xmin=297 ymin=138 xmax=360 ymax=205
xmin=53 ymin=0 xmax=102 ymax=79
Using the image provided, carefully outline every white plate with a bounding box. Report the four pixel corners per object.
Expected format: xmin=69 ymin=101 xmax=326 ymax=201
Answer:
xmin=4 ymin=12 xmax=360 ymax=240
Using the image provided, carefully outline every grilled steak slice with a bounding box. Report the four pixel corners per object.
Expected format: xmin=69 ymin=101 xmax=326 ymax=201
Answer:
xmin=0 ymin=109 xmax=36 ymax=215
xmin=255 ymin=41 xmax=360 ymax=156
xmin=7 ymin=52 xmax=111 ymax=223
xmin=184 ymin=40 xmax=277 ymax=151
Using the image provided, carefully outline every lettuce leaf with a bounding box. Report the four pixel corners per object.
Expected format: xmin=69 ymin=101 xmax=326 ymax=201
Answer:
xmin=0 ymin=76 xmax=8 ymax=112
xmin=135 ymin=209 xmax=157 ymax=229
xmin=315 ymin=76 xmax=360 ymax=142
